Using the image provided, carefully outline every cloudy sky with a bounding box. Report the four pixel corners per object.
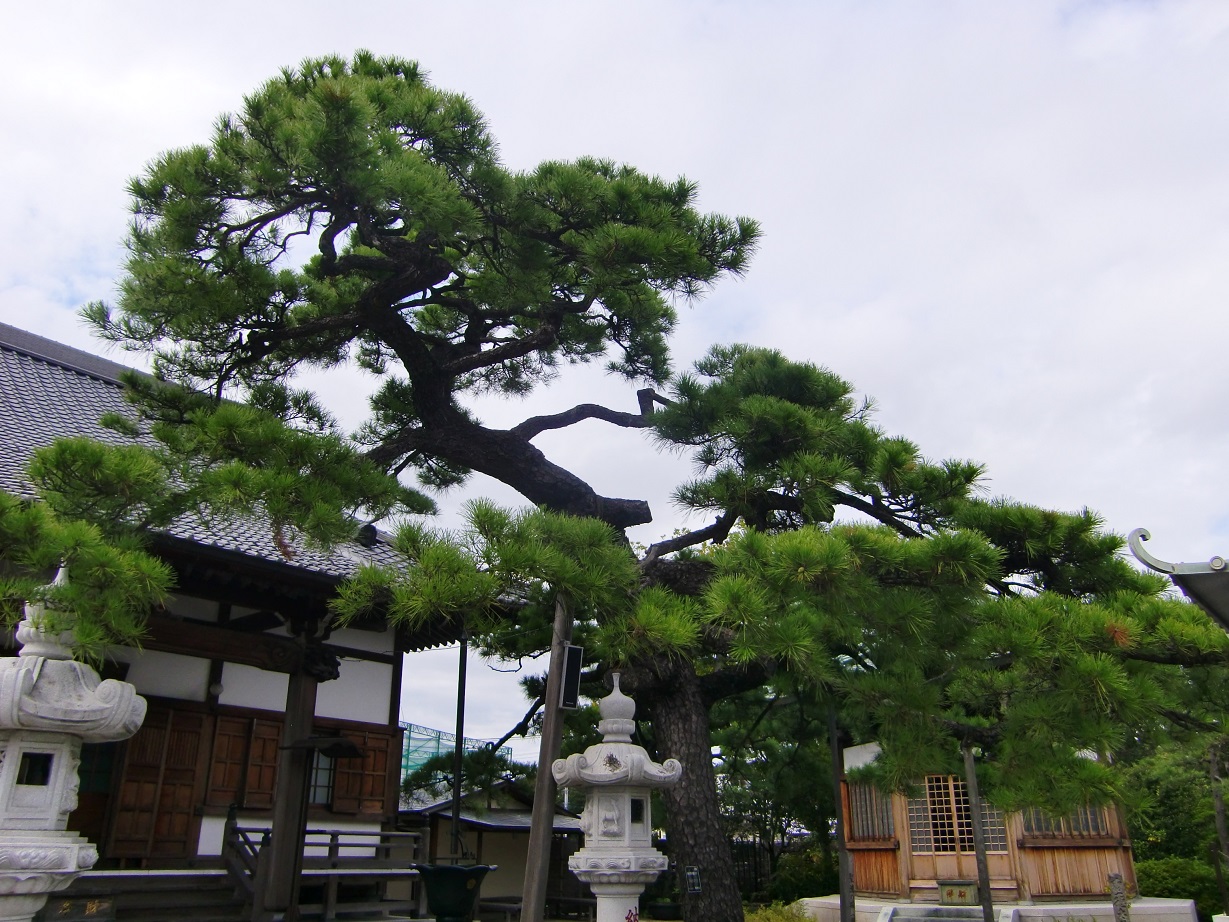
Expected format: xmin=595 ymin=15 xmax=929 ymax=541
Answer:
xmin=4 ymin=1 xmax=1229 ymax=760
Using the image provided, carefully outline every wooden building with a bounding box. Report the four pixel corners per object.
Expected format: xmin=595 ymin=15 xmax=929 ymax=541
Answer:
xmin=842 ymin=744 xmax=1136 ymax=903
xmin=0 ymin=323 xmax=458 ymax=916
xmin=399 ymin=784 xmax=586 ymax=913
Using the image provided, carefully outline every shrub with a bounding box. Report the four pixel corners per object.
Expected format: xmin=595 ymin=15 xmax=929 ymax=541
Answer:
xmin=1135 ymin=857 xmax=1224 ymax=922
xmin=765 ymin=848 xmax=839 ymax=904
xmin=745 ymin=902 xmax=811 ymax=922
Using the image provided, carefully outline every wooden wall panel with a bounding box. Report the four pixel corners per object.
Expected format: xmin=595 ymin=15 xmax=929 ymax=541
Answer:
xmin=245 ymin=719 xmax=281 ymax=809
xmin=851 ymin=847 xmax=901 ymax=895
xmin=107 ymin=699 xmax=405 ymax=863
xmin=108 ymin=705 xmax=210 ymax=861
xmin=206 ymin=716 xmax=249 ymax=807
xmin=1021 ymin=845 xmax=1129 ymax=898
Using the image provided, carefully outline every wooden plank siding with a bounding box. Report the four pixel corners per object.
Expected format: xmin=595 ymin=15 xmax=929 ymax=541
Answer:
xmin=842 ymin=780 xmax=903 ymax=897
xmin=1016 ymin=807 xmax=1135 ymax=899
xmin=843 ymin=777 xmax=1133 ymax=903
xmin=849 ymin=843 xmax=902 ymax=896
xmin=1019 ymin=843 xmax=1133 ymax=898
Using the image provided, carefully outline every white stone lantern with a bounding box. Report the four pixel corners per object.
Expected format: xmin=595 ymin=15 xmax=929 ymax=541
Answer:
xmin=552 ymin=673 xmax=681 ymax=922
xmin=0 ymin=570 xmax=146 ymax=922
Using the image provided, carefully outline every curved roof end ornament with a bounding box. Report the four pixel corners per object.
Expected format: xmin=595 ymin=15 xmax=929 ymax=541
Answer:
xmin=1129 ymin=528 xmax=1228 ymax=575
xmin=1129 ymin=528 xmax=1229 ymax=633
xmin=1127 ymin=528 xmax=1177 ymax=574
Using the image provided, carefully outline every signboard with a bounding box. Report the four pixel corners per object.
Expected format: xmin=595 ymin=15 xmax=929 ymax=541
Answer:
xmin=938 ymin=880 xmax=978 ymax=905
xmin=560 ymin=644 xmax=583 ymax=709
xmin=684 ymin=866 xmax=703 ymax=893
xmin=41 ymin=897 xmax=116 ymax=921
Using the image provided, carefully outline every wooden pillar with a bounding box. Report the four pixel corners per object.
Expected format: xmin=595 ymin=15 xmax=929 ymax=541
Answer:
xmin=828 ymin=700 xmax=855 ymax=922
xmin=256 ymin=668 xmax=318 ymax=919
xmin=522 ymin=594 xmax=572 ymax=922
xmin=962 ymin=745 xmax=994 ymax=922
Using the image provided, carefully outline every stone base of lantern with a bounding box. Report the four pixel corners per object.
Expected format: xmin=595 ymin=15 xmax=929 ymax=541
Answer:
xmin=0 ymin=828 xmax=99 ymax=922
xmin=570 ymin=847 xmax=669 ymax=922
xmin=573 ymin=879 xmax=651 ymax=922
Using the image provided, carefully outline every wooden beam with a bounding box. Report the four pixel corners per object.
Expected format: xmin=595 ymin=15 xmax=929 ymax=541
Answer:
xmin=143 ymin=613 xmax=303 ymax=674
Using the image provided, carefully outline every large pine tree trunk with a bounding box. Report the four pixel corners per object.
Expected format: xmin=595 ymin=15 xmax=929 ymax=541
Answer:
xmin=650 ymin=662 xmax=745 ymax=922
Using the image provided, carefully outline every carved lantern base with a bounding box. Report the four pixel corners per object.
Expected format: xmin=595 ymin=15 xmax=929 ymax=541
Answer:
xmin=569 ymin=847 xmax=671 ymax=922
xmin=0 ymin=828 xmax=98 ymax=921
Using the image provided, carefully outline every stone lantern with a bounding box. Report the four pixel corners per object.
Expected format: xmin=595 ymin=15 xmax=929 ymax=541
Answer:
xmin=0 ymin=570 xmax=146 ymax=922
xmin=552 ymin=673 xmax=681 ymax=922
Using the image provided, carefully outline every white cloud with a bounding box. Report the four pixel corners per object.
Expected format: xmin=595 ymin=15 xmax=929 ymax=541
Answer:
xmin=5 ymin=0 xmax=1229 ymax=743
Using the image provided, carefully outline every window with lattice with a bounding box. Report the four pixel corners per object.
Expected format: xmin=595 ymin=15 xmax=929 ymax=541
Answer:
xmin=907 ymin=775 xmax=1007 ymax=854
xmin=1022 ymin=805 xmax=1110 ymax=838
xmin=848 ymin=783 xmax=894 ymax=840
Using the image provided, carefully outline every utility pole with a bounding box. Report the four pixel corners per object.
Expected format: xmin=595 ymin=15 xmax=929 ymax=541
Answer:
xmin=828 ymin=699 xmax=855 ymax=922
xmin=451 ymin=628 xmax=468 ymax=859
xmin=962 ymin=744 xmax=994 ymax=922
xmin=522 ymin=594 xmax=573 ymax=921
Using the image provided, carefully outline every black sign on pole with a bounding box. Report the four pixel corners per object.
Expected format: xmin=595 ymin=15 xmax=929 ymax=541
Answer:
xmin=685 ymin=866 xmax=703 ymax=893
xmin=560 ymin=644 xmax=583 ymax=709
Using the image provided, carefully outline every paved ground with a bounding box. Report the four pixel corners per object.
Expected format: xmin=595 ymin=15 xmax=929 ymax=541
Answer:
xmin=797 ymin=896 xmax=1198 ymax=922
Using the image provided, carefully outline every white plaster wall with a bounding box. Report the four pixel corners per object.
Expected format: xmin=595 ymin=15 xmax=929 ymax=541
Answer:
xmin=218 ymin=662 xmax=288 ymax=713
xmin=218 ymin=658 xmax=392 ymax=723
xmin=329 ymin=625 xmax=397 ymax=656
xmin=479 ymin=831 xmax=530 ymax=898
xmin=316 ymin=658 xmax=393 ymax=724
xmin=110 ymin=648 xmax=210 ymax=702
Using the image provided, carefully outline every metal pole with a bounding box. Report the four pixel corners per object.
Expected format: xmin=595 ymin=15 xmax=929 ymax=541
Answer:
xmin=962 ymin=745 xmax=994 ymax=922
xmin=522 ymin=594 xmax=573 ymax=922
xmin=451 ymin=629 xmax=468 ymax=859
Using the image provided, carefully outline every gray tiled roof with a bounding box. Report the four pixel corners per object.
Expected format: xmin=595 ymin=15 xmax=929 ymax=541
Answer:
xmin=0 ymin=322 xmax=405 ymax=581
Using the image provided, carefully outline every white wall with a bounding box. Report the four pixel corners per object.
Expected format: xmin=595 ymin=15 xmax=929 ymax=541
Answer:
xmin=108 ymin=595 xmax=397 ymax=721
xmin=111 ymin=647 xmax=210 ymax=701
xmin=218 ymin=662 xmax=288 ymax=712
xmin=316 ymin=658 xmax=393 ymax=724
xmin=219 ymin=653 xmax=393 ymax=723
xmin=329 ymin=625 xmax=397 ymax=656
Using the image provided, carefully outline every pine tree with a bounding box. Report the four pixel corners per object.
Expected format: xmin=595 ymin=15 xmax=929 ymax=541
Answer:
xmin=23 ymin=53 xmax=1229 ymax=922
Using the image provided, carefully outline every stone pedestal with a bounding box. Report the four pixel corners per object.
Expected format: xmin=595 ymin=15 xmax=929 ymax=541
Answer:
xmin=552 ymin=674 xmax=681 ymax=922
xmin=0 ymin=572 xmax=146 ymax=921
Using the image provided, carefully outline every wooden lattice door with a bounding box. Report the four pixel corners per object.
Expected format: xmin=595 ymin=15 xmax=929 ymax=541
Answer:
xmin=907 ymin=775 xmax=1011 ymax=883
xmin=108 ymin=703 xmax=211 ymax=861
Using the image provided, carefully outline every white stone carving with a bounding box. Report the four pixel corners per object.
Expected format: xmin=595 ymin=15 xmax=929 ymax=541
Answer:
xmin=552 ymin=674 xmax=681 ymax=922
xmin=0 ymin=570 xmax=147 ymax=921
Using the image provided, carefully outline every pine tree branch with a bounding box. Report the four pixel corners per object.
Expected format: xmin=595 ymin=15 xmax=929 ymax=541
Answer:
xmin=829 ymin=488 xmax=924 ymax=538
xmin=490 ymin=695 xmax=545 ymax=753
xmin=1155 ymin=707 xmax=1221 ymax=733
xmin=640 ymin=511 xmax=738 ymax=569
xmin=1121 ymin=648 xmax=1229 ymax=667
xmin=510 ymin=404 xmax=651 ymax=440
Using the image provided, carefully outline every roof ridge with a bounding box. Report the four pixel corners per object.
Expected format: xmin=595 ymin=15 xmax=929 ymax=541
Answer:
xmin=0 ymin=322 xmax=136 ymax=386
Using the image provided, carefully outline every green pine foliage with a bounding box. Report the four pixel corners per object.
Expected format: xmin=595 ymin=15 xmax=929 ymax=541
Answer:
xmin=332 ymin=502 xmax=640 ymax=650
xmin=84 ymin=52 xmax=759 ymax=507
xmin=0 ymin=491 xmax=172 ymax=655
